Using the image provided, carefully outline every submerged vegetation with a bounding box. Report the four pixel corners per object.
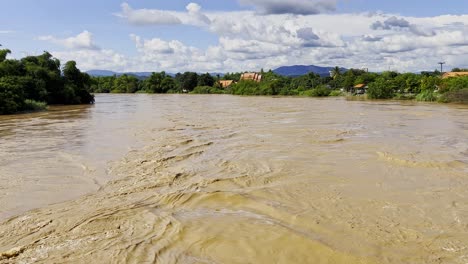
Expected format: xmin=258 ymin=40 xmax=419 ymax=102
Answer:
xmin=23 ymin=99 xmax=48 ymax=112
xmin=0 ymin=47 xmax=94 ymax=114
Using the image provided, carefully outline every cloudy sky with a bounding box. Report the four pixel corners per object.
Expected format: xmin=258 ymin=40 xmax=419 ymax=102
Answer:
xmin=1 ymin=0 xmax=468 ymax=73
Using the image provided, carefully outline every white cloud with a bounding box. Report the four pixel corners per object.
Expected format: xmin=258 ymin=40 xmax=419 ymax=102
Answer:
xmin=116 ymin=2 xmax=210 ymax=27
xmin=128 ymin=34 xmax=223 ymax=72
xmin=44 ymin=5 xmax=468 ymax=73
xmin=38 ymin=31 xmax=99 ymax=50
xmin=117 ymin=3 xmax=181 ymax=25
xmin=51 ymin=49 xmax=129 ymax=72
xmin=185 ymin=3 xmax=211 ymax=26
xmin=371 ymin=16 xmax=436 ymax=36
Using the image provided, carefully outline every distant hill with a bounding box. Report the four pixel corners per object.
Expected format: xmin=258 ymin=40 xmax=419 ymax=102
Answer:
xmin=87 ymin=66 xmax=346 ymax=79
xmin=273 ymin=65 xmax=347 ymax=77
xmin=86 ymin=70 xmax=118 ymax=77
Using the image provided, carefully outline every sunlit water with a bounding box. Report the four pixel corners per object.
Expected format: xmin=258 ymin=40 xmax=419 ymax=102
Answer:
xmin=0 ymin=94 xmax=467 ymax=263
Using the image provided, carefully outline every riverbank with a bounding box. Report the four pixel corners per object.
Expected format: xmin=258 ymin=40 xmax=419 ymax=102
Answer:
xmin=88 ymin=68 xmax=468 ymax=105
xmin=0 ymin=49 xmax=94 ymax=115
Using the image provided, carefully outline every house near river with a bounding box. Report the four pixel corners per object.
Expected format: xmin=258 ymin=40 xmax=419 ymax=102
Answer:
xmin=442 ymin=72 xmax=468 ymax=79
xmin=218 ymin=72 xmax=263 ymax=88
xmin=353 ymin=83 xmax=368 ymax=94
xmin=240 ymin=72 xmax=262 ymax=82
xmin=219 ymin=80 xmax=234 ymax=88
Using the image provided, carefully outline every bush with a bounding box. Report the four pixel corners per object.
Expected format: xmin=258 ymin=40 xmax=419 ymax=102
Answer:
xmin=393 ymin=93 xmax=416 ymax=100
xmin=312 ymin=85 xmax=331 ymax=97
xmin=439 ymin=88 xmax=468 ymax=104
xmin=367 ymin=78 xmax=394 ymax=99
xmin=415 ymin=90 xmax=438 ymax=102
xmin=300 ymin=90 xmax=314 ymax=96
xmin=190 ymin=86 xmax=225 ymax=94
xmin=440 ymin=76 xmax=468 ymax=93
xmin=329 ymin=90 xmax=343 ymax=97
xmin=230 ymin=81 xmax=261 ymax=95
xmin=278 ymin=88 xmax=300 ymax=96
xmin=301 ymin=85 xmax=331 ymax=97
xmin=23 ymin=99 xmax=47 ymax=111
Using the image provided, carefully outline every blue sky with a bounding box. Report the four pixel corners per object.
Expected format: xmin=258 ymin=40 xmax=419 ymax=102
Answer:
xmin=1 ymin=0 xmax=468 ymax=72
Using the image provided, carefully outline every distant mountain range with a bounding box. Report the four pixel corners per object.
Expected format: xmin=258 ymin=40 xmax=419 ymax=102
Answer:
xmin=86 ymin=70 xmax=154 ymax=77
xmin=86 ymin=65 xmax=347 ymax=78
xmin=273 ymin=65 xmax=348 ymax=77
xmin=86 ymin=70 xmax=225 ymax=78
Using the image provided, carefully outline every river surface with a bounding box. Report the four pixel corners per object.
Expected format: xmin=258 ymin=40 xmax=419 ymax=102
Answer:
xmin=0 ymin=94 xmax=467 ymax=263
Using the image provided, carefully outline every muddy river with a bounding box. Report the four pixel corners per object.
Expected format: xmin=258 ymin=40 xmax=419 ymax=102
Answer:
xmin=0 ymin=94 xmax=467 ymax=263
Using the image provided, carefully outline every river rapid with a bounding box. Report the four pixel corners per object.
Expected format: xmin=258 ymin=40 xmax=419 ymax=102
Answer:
xmin=0 ymin=94 xmax=467 ymax=263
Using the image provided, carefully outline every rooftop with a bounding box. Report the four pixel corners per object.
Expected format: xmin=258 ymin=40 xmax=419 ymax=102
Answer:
xmin=442 ymin=72 xmax=468 ymax=79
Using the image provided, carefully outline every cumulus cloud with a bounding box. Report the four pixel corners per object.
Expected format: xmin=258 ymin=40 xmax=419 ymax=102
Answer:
xmin=296 ymin=27 xmax=323 ymax=47
xmin=371 ymin=16 xmax=410 ymax=30
xmin=371 ymin=16 xmax=436 ymax=36
xmin=238 ymin=0 xmax=336 ymax=15
xmin=297 ymin=27 xmax=320 ymax=40
xmin=131 ymin=34 xmax=188 ymax=55
xmin=409 ymin=25 xmax=436 ymax=37
xmin=51 ymin=49 xmax=129 ymax=72
xmin=38 ymin=31 xmax=99 ymax=50
xmin=362 ymin=34 xmax=382 ymax=42
xmin=117 ymin=3 xmax=181 ymax=25
xmin=185 ymin=3 xmax=211 ymax=26
xmin=128 ymin=34 xmax=224 ymax=72
xmin=44 ymin=4 xmax=468 ymax=73
xmin=116 ymin=2 xmax=210 ymax=27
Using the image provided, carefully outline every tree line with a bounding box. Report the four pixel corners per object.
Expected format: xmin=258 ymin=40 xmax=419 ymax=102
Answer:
xmin=0 ymin=48 xmax=94 ymax=114
xmin=90 ymin=72 xmax=217 ymax=94
xmin=2 ymin=47 xmax=467 ymax=115
xmin=90 ymin=67 xmax=468 ymax=103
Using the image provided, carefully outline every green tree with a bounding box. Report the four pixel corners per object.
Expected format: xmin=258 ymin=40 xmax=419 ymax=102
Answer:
xmin=0 ymin=49 xmax=11 ymax=63
xmin=113 ymin=74 xmax=139 ymax=93
xmin=342 ymin=70 xmax=356 ymax=90
xmin=330 ymin=66 xmax=341 ymax=80
xmin=367 ymin=78 xmax=394 ymax=99
xmin=63 ymin=60 xmax=94 ymax=103
xmin=0 ymin=47 xmax=94 ymax=114
xmin=144 ymin=72 xmax=164 ymax=93
xmin=176 ymin=72 xmax=198 ymax=92
xmin=197 ymin=73 xmax=215 ymax=87
xmin=161 ymin=76 xmax=176 ymax=92
xmin=420 ymin=76 xmax=440 ymax=92
xmin=0 ymin=76 xmax=25 ymax=114
xmin=143 ymin=72 xmax=175 ymax=93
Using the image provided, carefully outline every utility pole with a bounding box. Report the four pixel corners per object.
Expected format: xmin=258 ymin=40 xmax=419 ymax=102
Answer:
xmin=438 ymin=62 xmax=445 ymax=73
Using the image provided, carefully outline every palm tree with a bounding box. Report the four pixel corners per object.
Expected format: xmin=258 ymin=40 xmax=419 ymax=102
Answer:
xmin=330 ymin=66 xmax=341 ymax=80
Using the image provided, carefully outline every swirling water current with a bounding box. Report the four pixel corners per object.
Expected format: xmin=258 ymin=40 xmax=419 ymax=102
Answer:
xmin=0 ymin=94 xmax=467 ymax=263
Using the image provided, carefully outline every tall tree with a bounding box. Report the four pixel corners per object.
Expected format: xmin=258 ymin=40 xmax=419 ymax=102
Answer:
xmin=0 ymin=49 xmax=11 ymax=63
xmin=197 ymin=73 xmax=215 ymax=87
xmin=330 ymin=66 xmax=341 ymax=80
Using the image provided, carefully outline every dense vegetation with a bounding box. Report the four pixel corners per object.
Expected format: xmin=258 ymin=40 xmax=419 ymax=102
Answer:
xmin=88 ymin=67 xmax=468 ymax=104
xmin=0 ymin=48 xmax=94 ymax=114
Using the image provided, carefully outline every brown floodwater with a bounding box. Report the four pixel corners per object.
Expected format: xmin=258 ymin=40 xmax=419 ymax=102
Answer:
xmin=0 ymin=94 xmax=467 ymax=263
